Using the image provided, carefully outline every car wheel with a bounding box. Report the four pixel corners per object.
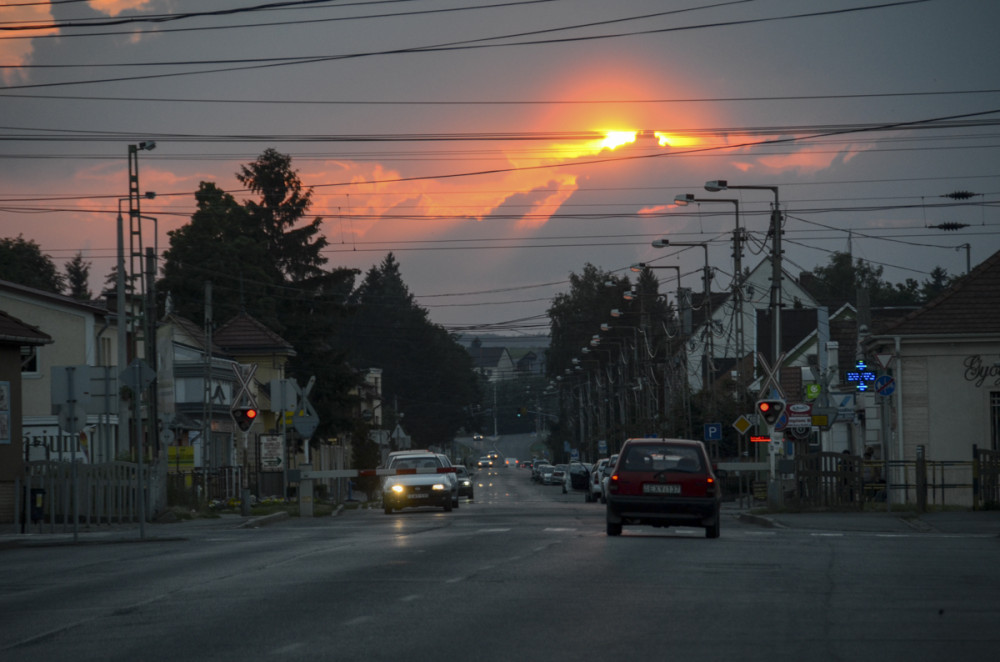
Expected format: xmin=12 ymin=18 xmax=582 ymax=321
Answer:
xmin=705 ymin=511 xmax=721 ymax=538
xmin=562 ymin=485 xmax=567 ymax=494
xmin=584 ymin=492 xmax=592 ymax=503
xmin=444 ymin=500 xmax=453 ymax=512
xmin=606 ymin=521 xmax=622 ymax=536
xmin=384 ymin=504 xmax=393 ymax=515
xmin=453 ymin=497 xmax=460 ymax=509
xmin=469 ymin=492 xmax=474 ymax=501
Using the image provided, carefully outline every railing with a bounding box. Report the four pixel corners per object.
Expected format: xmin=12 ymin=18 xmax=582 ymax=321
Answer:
xmin=166 ymin=466 xmax=243 ymax=507
xmin=16 ymin=461 xmax=146 ymax=533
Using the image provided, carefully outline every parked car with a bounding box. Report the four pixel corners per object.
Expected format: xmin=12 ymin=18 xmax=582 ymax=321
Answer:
xmin=455 ymin=465 xmax=474 ymax=500
xmin=568 ymin=461 xmax=592 ymax=490
xmin=605 ymin=438 xmax=722 ymax=538
xmin=537 ymin=463 xmax=556 ymax=484
xmin=531 ymin=461 xmax=550 ymax=482
xmin=548 ymin=464 xmax=567 ymax=486
xmin=599 ymin=454 xmax=618 ymax=503
xmin=587 ymin=458 xmax=609 ymax=502
xmin=382 ymin=453 xmax=456 ymax=514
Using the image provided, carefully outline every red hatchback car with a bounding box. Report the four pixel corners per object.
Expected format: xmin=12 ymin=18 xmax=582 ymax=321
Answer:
xmin=605 ymin=438 xmax=722 ymax=538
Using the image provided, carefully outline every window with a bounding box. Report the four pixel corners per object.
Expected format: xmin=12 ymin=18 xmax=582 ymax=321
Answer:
xmin=20 ymin=345 xmax=39 ymax=375
xmin=991 ymin=392 xmax=1000 ymax=451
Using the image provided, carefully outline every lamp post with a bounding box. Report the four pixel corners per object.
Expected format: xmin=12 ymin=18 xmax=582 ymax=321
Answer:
xmin=651 ymin=239 xmax=713 ymax=397
xmin=125 ymin=140 xmax=155 ymax=534
xmin=704 ymin=180 xmax=782 ymax=371
xmin=674 ymin=195 xmax=746 ymax=396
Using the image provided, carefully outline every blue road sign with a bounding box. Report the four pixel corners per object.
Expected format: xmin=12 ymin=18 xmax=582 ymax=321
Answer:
xmin=875 ymin=375 xmax=895 ymax=396
xmin=704 ymin=422 xmax=722 ymax=441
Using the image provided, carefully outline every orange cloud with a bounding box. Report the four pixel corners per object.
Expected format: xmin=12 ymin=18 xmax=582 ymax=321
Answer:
xmin=0 ymin=5 xmax=58 ymax=84
xmin=88 ymin=1 xmax=155 ymax=17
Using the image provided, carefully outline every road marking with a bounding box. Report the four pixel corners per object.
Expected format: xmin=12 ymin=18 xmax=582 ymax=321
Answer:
xmin=399 ymin=594 xmax=421 ymax=602
xmin=811 ymin=533 xmax=844 ymax=537
xmin=477 ymin=528 xmax=511 ymax=533
xmin=543 ymin=527 xmax=576 ymax=532
xmin=342 ymin=615 xmax=372 ymax=626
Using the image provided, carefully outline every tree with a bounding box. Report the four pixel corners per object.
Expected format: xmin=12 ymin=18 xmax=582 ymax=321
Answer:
xmin=160 ymin=154 xmax=360 ymax=442
xmin=800 ymin=251 xmax=949 ymax=308
xmin=64 ymin=251 xmax=92 ymax=301
xmin=236 ymin=147 xmax=328 ymax=283
xmin=0 ymin=235 xmax=64 ymax=292
xmin=338 ymin=253 xmax=480 ymax=448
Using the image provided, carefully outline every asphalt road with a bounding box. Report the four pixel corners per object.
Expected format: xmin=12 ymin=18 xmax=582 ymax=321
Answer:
xmin=2 ymin=467 xmax=998 ymax=662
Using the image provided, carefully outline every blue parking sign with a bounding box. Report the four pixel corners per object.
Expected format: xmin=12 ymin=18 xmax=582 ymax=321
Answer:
xmin=704 ymin=422 xmax=722 ymax=441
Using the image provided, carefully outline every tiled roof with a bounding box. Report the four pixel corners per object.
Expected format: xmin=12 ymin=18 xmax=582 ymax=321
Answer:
xmin=0 ymin=308 xmax=52 ymax=345
xmin=214 ymin=311 xmax=295 ymax=355
xmin=875 ymin=249 xmax=1000 ymax=336
xmin=162 ymin=313 xmax=226 ymax=354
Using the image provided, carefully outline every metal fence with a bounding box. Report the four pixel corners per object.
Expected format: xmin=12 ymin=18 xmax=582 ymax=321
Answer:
xmin=16 ymin=461 xmax=148 ymax=533
xmin=165 ymin=466 xmax=242 ymax=507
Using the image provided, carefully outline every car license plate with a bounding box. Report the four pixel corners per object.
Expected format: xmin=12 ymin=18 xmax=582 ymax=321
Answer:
xmin=643 ymin=483 xmax=680 ymax=495
xmin=410 ymin=493 xmax=429 ymax=499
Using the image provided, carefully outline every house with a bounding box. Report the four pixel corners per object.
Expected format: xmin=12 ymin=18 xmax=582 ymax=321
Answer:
xmin=862 ymin=248 xmax=1000 ymax=504
xmin=468 ymin=342 xmax=517 ymax=382
xmin=0 ymin=279 xmax=122 ymax=463
xmin=680 ymin=257 xmax=820 ymax=393
xmin=0 ymin=310 xmax=52 ymax=522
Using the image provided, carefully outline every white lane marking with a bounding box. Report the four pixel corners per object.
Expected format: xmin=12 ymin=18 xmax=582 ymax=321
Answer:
xmin=343 ymin=616 xmax=373 ymax=626
xmin=271 ymin=643 xmax=307 ymax=654
xmin=543 ymin=527 xmax=576 ymax=532
xmin=477 ymin=528 xmax=512 ymax=533
xmin=399 ymin=594 xmax=421 ymax=602
xmin=811 ymin=533 xmax=844 ymax=537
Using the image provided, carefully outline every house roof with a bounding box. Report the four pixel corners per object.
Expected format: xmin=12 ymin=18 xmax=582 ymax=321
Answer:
xmin=0 ymin=308 xmax=53 ymax=346
xmin=161 ymin=313 xmax=226 ymax=354
xmin=214 ymin=311 xmax=295 ymax=356
xmin=0 ymin=278 xmax=109 ymax=317
xmin=874 ymin=249 xmax=1000 ymax=337
xmin=468 ymin=345 xmax=510 ymax=369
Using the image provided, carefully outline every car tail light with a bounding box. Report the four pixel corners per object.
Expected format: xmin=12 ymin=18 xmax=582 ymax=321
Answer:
xmin=608 ymin=474 xmax=619 ymax=494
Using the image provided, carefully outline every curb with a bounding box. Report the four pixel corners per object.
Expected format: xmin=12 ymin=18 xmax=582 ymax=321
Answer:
xmin=737 ymin=512 xmax=785 ymax=528
xmin=237 ymin=511 xmax=289 ymax=529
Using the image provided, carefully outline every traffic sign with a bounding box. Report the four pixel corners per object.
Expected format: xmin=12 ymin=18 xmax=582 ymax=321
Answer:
xmin=704 ymin=422 xmax=722 ymax=441
xmin=732 ymin=415 xmax=752 ymax=435
xmin=875 ymin=375 xmax=895 ymax=396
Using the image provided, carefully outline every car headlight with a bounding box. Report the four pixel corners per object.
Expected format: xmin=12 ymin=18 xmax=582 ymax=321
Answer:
xmin=461 ymin=479 xmax=471 ymax=487
xmin=432 ymin=483 xmax=447 ymax=491
xmin=390 ymin=484 xmax=405 ymax=494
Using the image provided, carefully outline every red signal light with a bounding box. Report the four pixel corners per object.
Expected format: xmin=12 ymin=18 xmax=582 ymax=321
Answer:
xmin=246 ymin=409 xmax=257 ymax=420
xmin=759 ymin=402 xmax=770 ymax=412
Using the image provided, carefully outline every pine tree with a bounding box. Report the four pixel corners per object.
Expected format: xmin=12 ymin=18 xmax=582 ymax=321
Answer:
xmin=65 ymin=251 xmax=92 ymax=301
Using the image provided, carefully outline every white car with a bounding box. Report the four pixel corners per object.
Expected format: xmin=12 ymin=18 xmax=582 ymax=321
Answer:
xmin=383 ymin=450 xmax=459 ymax=509
xmin=587 ymin=458 xmax=610 ymax=502
xmin=599 ymin=454 xmax=618 ymax=504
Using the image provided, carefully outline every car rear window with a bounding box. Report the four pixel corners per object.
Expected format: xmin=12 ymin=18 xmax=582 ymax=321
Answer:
xmin=392 ymin=456 xmax=440 ymax=470
xmin=621 ymin=444 xmax=703 ymax=473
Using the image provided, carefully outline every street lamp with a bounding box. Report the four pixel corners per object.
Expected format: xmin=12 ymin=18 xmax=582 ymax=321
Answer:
xmin=674 ymin=194 xmax=746 ymax=394
xmin=651 ymin=238 xmax=713 ymax=395
xmin=704 ymin=180 xmax=782 ymax=370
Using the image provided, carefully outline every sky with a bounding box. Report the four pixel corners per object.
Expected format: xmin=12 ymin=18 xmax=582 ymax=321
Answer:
xmin=2 ymin=0 xmax=999 ymax=337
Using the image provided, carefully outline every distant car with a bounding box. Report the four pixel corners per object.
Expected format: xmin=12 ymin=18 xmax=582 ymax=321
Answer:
xmin=382 ymin=453 xmax=455 ymax=514
xmin=455 ymin=465 xmax=474 ymax=500
xmin=599 ymin=454 xmax=618 ymax=503
xmin=531 ymin=461 xmax=551 ymax=482
xmin=472 ymin=433 xmax=484 ymax=441
xmin=567 ymin=461 xmax=592 ymax=490
xmin=605 ymin=438 xmax=722 ymax=538
xmin=538 ymin=464 xmax=556 ymax=484
xmin=547 ymin=464 xmax=567 ymax=486
xmin=477 ymin=456 xmax=494 ymax=469
xmin=587 ymin=459 xmax=609 ymax=502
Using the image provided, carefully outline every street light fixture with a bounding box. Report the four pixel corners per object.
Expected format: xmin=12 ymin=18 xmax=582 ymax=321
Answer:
xmin=704 ymin=179 xmax=783 ymax=372
xmin=651 ymin=238 xmax=714 ymax=394
xmin=674 ymin=193 xmax=746 ymax=393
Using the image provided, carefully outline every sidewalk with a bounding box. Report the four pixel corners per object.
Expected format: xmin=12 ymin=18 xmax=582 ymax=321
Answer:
xmin=726 ymin=501 xmax=1000 ymax=536
xmin=0 ymin=511 xmax=292 ymax=549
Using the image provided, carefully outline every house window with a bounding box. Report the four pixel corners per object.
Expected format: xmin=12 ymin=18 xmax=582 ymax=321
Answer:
xmin=992 ymin=392 xmax=1000 ymax=451
xmin=21 ymin=345 xmax=39 ymax=375
xmin=100 ymin=336 xmax=113 ymax=367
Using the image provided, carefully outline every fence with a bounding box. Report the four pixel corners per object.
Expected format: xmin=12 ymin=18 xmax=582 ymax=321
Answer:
xmin=16 ymin=460 xmax=149 ymax=533
xmin=790 ymin=447 xmax=1000 ymax=510
xmin=165 ymin=466 xmax=242 ymax=507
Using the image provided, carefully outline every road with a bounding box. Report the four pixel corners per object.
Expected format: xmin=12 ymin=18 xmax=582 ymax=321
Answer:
xmin=2 ymin=467 xmax=998 ymax=661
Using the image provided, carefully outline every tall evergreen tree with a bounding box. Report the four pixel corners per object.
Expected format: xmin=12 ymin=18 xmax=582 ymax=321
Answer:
xmin=64 ymin=251 xmax=92 ymax=301
xmin=0 ymin=235 xmax=64 ymax=292
xmin=339 ymin=253 xmax=479 ymax=448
